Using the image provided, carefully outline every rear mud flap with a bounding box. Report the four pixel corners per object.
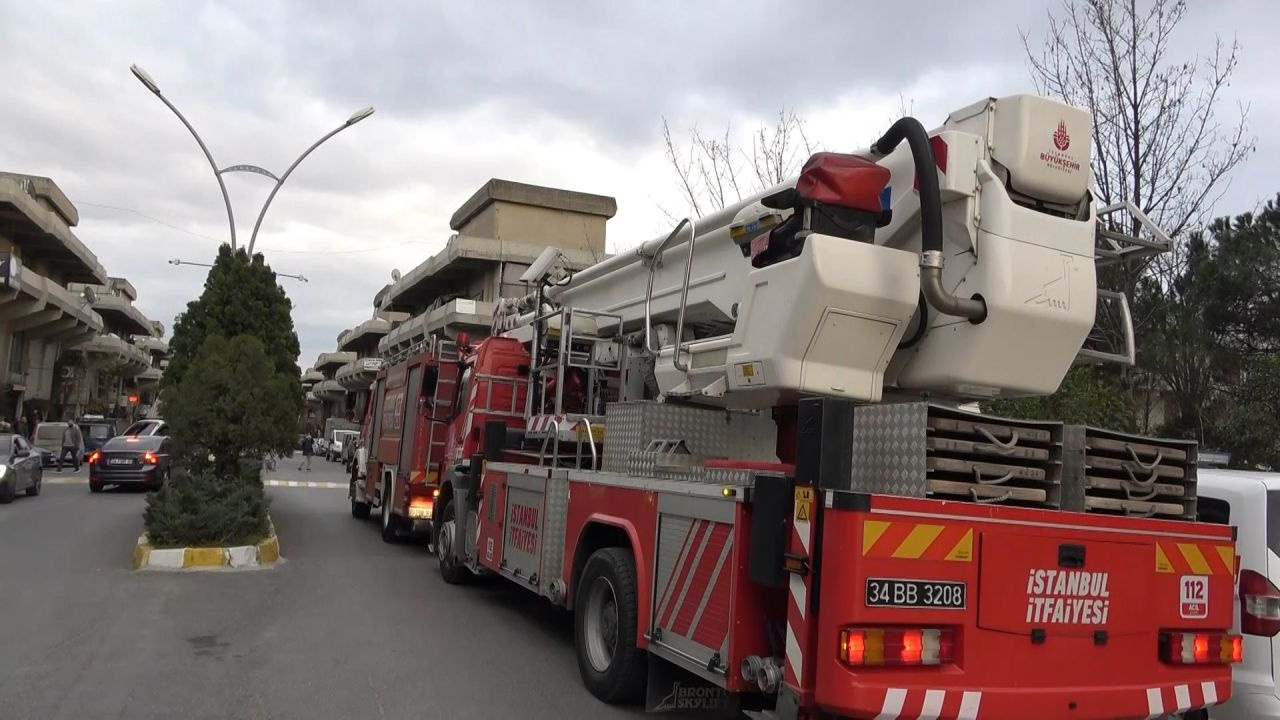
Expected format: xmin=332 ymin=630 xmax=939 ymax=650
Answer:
xmin=646 ymin=655 xmax=740 ymax=716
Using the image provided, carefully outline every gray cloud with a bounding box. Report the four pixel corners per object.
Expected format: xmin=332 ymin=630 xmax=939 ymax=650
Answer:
xmin=1 ymin=0 xmax=1276 ymax=370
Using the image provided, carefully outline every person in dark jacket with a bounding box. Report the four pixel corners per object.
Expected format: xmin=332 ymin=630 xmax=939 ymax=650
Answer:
xmin=299 ymin=434 xmax=314 ymax=472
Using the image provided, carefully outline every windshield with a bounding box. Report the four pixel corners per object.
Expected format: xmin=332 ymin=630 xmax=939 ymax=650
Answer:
xmin=123 ymin=421 xmax=154 ymax=435
xmin=82 ymin=424 xmax=112 ymax=440
xmin=1268 ymin=491 xmax=1280 ymax=557
xmin=0 ymin=437 xmax=12 ymax=456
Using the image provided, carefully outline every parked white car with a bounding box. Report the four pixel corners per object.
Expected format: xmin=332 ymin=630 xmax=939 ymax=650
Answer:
xmin=327 ymin=430 xmax=358 ymax=462
xmin=1196 ymin=469 xmax=1280 ymax=719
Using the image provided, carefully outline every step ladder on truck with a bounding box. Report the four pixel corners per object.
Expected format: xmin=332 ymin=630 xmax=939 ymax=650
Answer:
xmin=426 ymin=94 xmax=1255 ymax=720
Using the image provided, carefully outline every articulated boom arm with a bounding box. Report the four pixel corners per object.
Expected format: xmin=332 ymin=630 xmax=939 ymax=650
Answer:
xmin=494 ymin=94 xmax=1170 ymax=409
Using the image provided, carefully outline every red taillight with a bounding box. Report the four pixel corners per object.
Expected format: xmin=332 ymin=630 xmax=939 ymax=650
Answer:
xmin=88 ymin=450 xmax=101 ymax=464
xmin=143 ymin=451 xmax=158 ymax=464
xmin=839 ymin=627 xmax=954 ymax=667
xmin=1160 ymin=632 xmax=1242 ymax=664
xmin=1241 ymin=569 xmax=1280 ymax=636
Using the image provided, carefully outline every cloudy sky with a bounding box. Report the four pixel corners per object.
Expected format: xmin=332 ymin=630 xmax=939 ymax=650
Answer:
xmin=1 ymin=1 xmax=1276 ymax=371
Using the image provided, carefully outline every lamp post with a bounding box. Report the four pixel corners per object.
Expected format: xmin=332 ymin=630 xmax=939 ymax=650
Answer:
xmin=168 ymin=258 xmax=308 ymax=283
xmin=131 ymin=64 xmax=373 ymax=255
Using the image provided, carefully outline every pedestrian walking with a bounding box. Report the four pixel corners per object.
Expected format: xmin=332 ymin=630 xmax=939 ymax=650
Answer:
xmin=56 ymin=419 xmax=83 ymax=472
xmin=299 ymin=434 xmax=314 ymax=472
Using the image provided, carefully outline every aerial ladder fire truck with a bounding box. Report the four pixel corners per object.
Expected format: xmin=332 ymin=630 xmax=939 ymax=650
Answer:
xmin=363 ymin=94 xmax=1271 ymax=718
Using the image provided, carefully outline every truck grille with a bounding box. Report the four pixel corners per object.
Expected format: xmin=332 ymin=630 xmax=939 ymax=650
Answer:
xmin=1062 ymin=427 xmax=1197 ymax=520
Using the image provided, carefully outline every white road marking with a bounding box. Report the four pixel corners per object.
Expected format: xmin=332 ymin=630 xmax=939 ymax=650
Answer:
xmin=265 ymin=480 xmax=345 ymax=489
xmin=45 ymin=476 xmax=344 ymax=489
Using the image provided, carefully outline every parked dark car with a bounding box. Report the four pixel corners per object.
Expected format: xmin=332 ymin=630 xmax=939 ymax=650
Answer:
xmin=79 ymin=416 xmax=123 ymax=462
xmin=88 ymin=435 xmax=171 ymax=492
xmin=0 ymin=433 xmax=43 ymax=503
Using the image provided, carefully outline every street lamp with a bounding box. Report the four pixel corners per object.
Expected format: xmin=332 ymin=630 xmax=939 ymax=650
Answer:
xmin=131 ymin=64 xmax=238 ymax=251
xmin=131 ymin=64 xmax=373 ymax=256
xmin=168 ymin=258 xmax=308 ymax=283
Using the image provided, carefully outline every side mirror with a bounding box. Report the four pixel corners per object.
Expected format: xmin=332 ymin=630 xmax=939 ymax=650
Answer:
xmin=13 ymin=448 xmax=29 ymax=458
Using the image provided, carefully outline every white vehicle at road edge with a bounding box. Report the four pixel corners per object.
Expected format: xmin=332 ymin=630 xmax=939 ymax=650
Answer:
xmin=1197 ymin=469 xmax=1280 ymax=719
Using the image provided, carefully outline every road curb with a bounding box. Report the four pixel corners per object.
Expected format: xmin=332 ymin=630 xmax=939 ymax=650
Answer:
xmin=133 ymin=518 xmax=282 ymax=571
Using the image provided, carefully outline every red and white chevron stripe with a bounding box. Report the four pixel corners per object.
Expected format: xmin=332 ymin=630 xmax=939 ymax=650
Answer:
xmin=873 ymin=687 xmax=982 ymax=720
xmin=1144 ymin=679 xmax=1226 ymax=718
xmin=782 ymin=495 xmax=815 ymax=692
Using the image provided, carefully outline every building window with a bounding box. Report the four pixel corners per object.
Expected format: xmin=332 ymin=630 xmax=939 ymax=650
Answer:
xmin=8 ymin=332 xmax=26 ymax=375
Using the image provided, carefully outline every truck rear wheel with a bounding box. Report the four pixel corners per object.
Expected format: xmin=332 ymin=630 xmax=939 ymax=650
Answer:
xmin=379 ymin=475 xmax=400 ymax=542
xmin=350 ymin=469 xmax=371 ymax=519
xmin=575 ymin=547 xmax=646 ymax=704
xmin=435 ymin=498 xmax=472 ymax=585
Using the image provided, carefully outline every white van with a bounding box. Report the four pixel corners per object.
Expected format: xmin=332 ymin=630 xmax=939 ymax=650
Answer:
xmin=1196 ymin=469 xmax=1280 ymax=719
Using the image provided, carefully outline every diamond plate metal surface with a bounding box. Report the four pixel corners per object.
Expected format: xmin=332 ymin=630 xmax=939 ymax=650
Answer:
xmin=848 ymin=402 xmax=930 ymax=497
xmin=541 ymin=471 xmax=570 ymax=588
xmin=602 ymin=401 xmax=777 ymax=474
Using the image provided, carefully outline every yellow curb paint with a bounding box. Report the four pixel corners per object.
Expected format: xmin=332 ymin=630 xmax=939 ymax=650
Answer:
xmin=133 ymin=544 xmax=151 ymax=569
xmin=184 ymin=547 xmax=227 ymax=567
xmin=258 ymin=536 xmax=280 ymax=565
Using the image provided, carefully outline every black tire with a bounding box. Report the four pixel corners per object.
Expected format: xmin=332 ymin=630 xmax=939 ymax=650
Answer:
xmin=149 ymin=468 xmax=168 ymax=492
xmin=0 ymin=480 xmax=15 ymax=504
xmin=350 ymin=471 xmax=371 ymax=519
xmin=89 ymin=480 xmax=103 ymax=493
xmin=25 ymin=470 xmax=41 ymax=497
xmin=379 ymin=475 xmax=400 ymax=543
xmin=435 ymin=498 xmax=471 ymax=585
xmin=574 ymin=547 xmax=646 ymax=704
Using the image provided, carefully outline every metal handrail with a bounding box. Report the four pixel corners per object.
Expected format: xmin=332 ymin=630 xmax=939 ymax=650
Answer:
xmin=539 ymin=419 xmax=562 ymax=467
xmin=577 ymin=417 xmax=598 ymax=470
xmin=1077 ymin=290 xmax=1136 ymax=366
xmin=643 ymin=217 xmax=695 ymax=364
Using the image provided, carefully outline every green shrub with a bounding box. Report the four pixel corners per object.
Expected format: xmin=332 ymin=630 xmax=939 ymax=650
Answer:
xmin=144 ymin=468 xmax=269 ymax=548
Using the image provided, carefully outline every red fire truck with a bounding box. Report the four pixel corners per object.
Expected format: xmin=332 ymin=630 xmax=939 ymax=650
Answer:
xmin=349 ymin=337 xmax=464 ymax=542
xmin=376 ymin=95 xmax=1259 ymax=718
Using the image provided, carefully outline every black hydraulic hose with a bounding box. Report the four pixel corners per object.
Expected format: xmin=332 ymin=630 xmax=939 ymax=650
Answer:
xmin=872 ymin=117 xmax=942 ymax=254
xmin=872 ymin=117 xmax=987 ymax=323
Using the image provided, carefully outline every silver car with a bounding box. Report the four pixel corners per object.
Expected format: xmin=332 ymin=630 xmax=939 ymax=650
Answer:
xmin=0 ymin=433 xmax=44 ymax=503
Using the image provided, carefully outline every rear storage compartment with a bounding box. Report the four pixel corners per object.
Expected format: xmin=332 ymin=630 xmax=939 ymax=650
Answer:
xmin=814 ymin=496 xmax=1235 ymax=719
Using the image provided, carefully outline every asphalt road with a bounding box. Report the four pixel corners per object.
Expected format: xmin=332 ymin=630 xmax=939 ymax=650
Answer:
xmin=0 ymin=460 xmax=657 ymax=720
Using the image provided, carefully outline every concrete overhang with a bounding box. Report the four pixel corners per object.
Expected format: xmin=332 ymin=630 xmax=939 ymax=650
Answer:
xmin=74 ymin=289 xmax=154 ymax=336
xmin=378 ymin=235 xmax=602 ymax=314
xmin=135 ymin=367 xmax=163 ymax=386
xmin=301 ymin=368 xmax=325 ymax=385
xmin=312 ymin=379 xmax=346 ymax=401
xmin=71 ymin=333 xmax=152 ymax=378
xmin=314 ymin=351 xmax=355 ymax=375
xmin=0 ymin=173 xmax=107 ymax=285
xmin=378 ymin=298 xmax=493 ymax=357
xmin=133 ymin=335 xmax=169 ymax=355
xmin=335 ymin=357 xmax=385 ymax=391
xmin=0 ymin=263 xmax=104 ymax=338
xmin=337 ymin=317 xmax=391 ymax=352
xmin=449 ymin=179 xmax=617 ymax=232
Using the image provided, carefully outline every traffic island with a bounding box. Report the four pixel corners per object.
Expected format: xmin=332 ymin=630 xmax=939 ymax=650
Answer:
xmin=132 ymin=518 xmax=282 ymax=571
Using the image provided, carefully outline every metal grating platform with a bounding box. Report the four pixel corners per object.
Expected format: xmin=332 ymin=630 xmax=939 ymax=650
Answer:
xmin=849 ymin=403 xmax=1064 ymax=508
xmin=1062 ymin=426 xmax=1198 ymax=520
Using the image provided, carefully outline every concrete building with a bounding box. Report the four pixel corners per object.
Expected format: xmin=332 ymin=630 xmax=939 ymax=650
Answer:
xmin=0 ymin=172 xmax=108 ymax=423
xmin=311 ymin=350 xmax=354 ymax=423
xmin=62 ymin=277 xmax=163 ymax=420
xmin=376 ymin=179 xmax=614 ymax=358
xmin=334 ymin=316 xmax=390 ymax=422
